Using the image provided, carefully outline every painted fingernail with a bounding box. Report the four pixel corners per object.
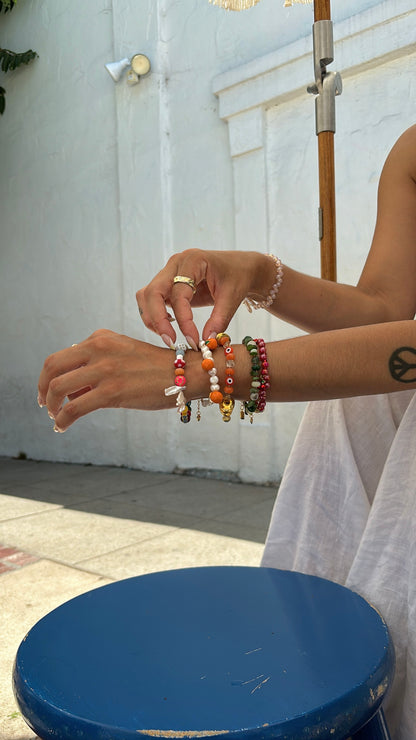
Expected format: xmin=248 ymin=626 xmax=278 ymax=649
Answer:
xmin=161 ymin=334 xmax=176 ymax=350
xmin=37 ymin=394 xmax=44 ymax=408
xmin=208 ymin=332 xmax=217 ymax=339
xmin=48 ymin=410 xmax=55 ymax=420
xmin=186 ymin=336 xmax=198 ymax=352
xmin=53 ymin=424 xmax=64 ymax=434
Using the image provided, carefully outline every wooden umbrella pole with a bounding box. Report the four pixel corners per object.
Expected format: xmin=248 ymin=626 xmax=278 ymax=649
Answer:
xmin=318 ymin=131 xmax=336 ymax=281
xmin=314 ymin=0 xmax=331 ymax=22
xmin=313 ymin=0 xmax=337 ymax=282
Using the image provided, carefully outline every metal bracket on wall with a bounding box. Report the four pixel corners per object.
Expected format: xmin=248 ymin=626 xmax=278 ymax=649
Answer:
xmin=318 ymin=207 xmax=323 ymax=241
xmin=307 ymin=20 xmax=342 ymax=134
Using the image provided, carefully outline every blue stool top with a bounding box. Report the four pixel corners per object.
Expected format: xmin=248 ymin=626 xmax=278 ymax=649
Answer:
xmin=13 ymin=566 xmax=394 ymax=740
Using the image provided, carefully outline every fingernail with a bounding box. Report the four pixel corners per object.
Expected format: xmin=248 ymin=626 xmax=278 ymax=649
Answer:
xmin=37 ymin=394 xmax=44 ymax=408
xmin=48 ymin=410 xmax=55 ymax=420
xmin=186 ymin=336 xmax=198 ymax=352
xmin=161 ymin=334 xmax=176 ymax=350
xmin=208 ymin=332 xmax=217 ymax=339
xmin=53 ymin=424 xmax=64 ymax=434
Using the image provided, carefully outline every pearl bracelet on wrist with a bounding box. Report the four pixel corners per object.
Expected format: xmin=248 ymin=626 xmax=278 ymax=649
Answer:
xmin=243 ymin=254 xmax=283 ymax=313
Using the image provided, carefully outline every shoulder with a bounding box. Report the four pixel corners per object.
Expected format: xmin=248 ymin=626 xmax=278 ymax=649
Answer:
xmin=383 ymin=124 xmax=416 ymax=183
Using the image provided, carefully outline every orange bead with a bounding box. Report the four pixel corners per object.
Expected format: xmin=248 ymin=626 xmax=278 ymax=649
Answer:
xmin=205 ymin=337 xmax=218 ymax=350
xmin=224 ymin=387 xmax=234 ymax=394
xmin=226 ymin=352 xmax=235 ymax=360
xmin=209 ymin=390 xmax=223 ymax=404
xmin=174 ymin=368 xmax=185 ymax=376
xmin=225 ymin=367 xmax=235 ymax=375
xmin=217 ymin=333 xmax=230 ymax=346
xmin=202 ymin=358 xmax=214 ymax=371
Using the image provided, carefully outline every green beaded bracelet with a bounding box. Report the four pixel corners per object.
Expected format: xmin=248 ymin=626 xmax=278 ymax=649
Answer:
xmin=242 ymin=335 xmax=262 ymax=422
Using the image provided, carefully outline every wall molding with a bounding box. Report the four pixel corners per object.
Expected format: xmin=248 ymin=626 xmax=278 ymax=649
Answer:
xmin=213 ymin=0 xmax=416 ymax=156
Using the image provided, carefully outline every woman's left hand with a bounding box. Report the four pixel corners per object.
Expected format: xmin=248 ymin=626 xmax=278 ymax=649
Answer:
xmin=37 ymin=329 xmax=175 ymax=432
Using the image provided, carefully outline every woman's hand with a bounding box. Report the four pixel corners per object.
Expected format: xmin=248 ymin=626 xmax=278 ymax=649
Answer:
xmin=136 ymin=249 xmax=272 ymax=350
xmin=37 ymin=329 xmax=177 ymax=432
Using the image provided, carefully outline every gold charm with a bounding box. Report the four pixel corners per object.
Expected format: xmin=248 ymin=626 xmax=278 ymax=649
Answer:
xmin=220 ymin=397 xmax=235 ymax=422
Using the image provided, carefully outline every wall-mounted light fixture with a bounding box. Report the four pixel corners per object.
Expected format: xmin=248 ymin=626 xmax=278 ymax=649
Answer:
xmin=105 ymin=54 xmax=151 ymax=86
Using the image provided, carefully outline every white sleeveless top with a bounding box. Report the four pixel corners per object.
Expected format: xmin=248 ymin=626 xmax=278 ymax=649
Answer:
xmin=261 ymin=391 xmax=416 ymax=739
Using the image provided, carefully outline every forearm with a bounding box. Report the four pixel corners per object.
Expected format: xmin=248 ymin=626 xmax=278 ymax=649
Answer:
xmin=38 ymin=321 xmax=416 ymax=432
xmin=248 ymin=256 xmax=403 ymax=334
xmin=187 ymin=320 xmax=416 ymax=404
xmin=249 ymin=128 xmax=416 ymax=333
xmin=267 ymin=266 xmax=396 ymax=332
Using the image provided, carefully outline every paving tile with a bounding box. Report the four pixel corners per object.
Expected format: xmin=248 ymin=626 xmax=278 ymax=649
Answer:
xmin=0 ymin=507 xmax=179 ymax=563
xmin=212 ymin=496 xmax=277 ymax=529
xmin=0 ymin=492 xmax=60 ymax=522
xmin=110 ymin=475 xmax=274 ymax=520
xmin=0 ymin=457 xmax=90 ymax=485
xmin=0 ymin=545 xmax=40 ymax=574
xmin=0 ymin=468 xmax=178 ymax=507
xmin=6 ymin=551 xmax=39 ymax=568
xmin=79 ymin=526 xmax=265 ymax=580
xmin=69 ymin=497 xmax=206 ymax=529
xmin=0 ymin=545 xmax=18 ymax=558
xmin=68 ymin=497 xmax=268 ymax=543
xmin=0 ymin=559 xmax=111 ymax=740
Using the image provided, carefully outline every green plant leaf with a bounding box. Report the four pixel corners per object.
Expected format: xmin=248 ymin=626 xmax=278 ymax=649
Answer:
xmin=0 ymin=1 xmax=17 ymax=12
xmin=0 ymin=48 xmax=37 ymax=72
xmin=0 ymin=86 xmax=6 ymax=115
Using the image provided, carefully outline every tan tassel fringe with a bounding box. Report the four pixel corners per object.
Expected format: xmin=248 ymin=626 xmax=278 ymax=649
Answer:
xmin=209 ymin=0 xmax=312 ymax=10
xmin=209 ymin=0 xmax=260 ymax=10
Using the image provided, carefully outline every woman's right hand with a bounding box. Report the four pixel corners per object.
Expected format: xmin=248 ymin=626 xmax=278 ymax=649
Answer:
xmin=136 ymin=249 xmax=274 ymax=350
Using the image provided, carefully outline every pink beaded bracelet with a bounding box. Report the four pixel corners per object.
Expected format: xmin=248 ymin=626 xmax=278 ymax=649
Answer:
xmin=243 ymin=254 xmax=283 ymax=313
xmin=164 ymin=343 xmax=191 ymax=423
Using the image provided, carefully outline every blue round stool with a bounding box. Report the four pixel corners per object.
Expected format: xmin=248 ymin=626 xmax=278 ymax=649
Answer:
xmin=13 ymin=567 xmax=394 ymax=740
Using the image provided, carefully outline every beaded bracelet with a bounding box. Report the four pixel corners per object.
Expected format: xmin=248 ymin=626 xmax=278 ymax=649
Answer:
xmin=255 ymin=337 xmax=270 ymax=413
xmin=199 ymin=338 xmax=223 ymax=405
xmin=216 ymin=333 xmax=236 ymax=422
xmin=243 ymin=254 xmax=283 ymax=313
xmin=164 ymin=343 xmax=191 ymax=423
xmin=242 ymin=335 xmax=263 ymax=423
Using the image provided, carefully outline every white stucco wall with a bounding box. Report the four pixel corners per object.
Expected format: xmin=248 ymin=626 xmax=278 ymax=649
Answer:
xmin=1 ymin=0 xmax=415 ymax=482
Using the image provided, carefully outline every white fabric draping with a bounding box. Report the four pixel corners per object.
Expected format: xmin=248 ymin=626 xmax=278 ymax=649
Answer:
xmin=261 ymin=391 xmax=416 ymax=739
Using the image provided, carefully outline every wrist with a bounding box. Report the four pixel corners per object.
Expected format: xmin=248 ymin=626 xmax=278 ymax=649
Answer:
xmin=246 ymin=253 xmax=283 ymax=305
xmin=186 ymin=342 xmax=252 ymax=402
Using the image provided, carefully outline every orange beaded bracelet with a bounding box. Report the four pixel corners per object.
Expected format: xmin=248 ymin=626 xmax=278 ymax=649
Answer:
xmin=216 ymin=333 xmax=235 ymax=422
xmin=199 ymin=338 xmax=223 ymax=404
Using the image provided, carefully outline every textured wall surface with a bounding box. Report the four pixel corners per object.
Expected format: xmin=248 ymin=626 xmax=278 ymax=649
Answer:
xmin=1 ymin=0 xmax=415 ymax=482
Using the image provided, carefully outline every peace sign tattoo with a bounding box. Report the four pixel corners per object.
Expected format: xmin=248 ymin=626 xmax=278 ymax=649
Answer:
xmin=389 ymin=346 xmax=416 ymax=384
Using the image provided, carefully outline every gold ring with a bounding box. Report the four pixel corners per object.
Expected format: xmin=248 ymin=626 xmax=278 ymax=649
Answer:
xmin=173 ymin=275 xmax=196 ymax=295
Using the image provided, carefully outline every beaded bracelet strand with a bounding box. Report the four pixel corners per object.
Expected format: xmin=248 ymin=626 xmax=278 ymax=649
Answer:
xmin=199 ymin=338 xmax=223 ymax=405
xmin=243 ymin=254 xmax=283 ymax=313
xmin=242 ymin=335 xmax=262 ymax=423
xmin=216 ymin=333 xmax=236 ymax=422
xmin=164 ymin=343 xmax=191 ymax=423
xmin=255 ymin=337 xmax=270 ymax=413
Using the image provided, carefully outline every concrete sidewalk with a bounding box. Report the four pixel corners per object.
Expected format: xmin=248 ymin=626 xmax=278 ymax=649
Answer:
xmin=0 ymin=456 xmax=277 ymax=740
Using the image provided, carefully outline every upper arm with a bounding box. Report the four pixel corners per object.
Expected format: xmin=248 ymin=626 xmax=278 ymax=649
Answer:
xmin=358 ymin=124 xmax=416 ymax=321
